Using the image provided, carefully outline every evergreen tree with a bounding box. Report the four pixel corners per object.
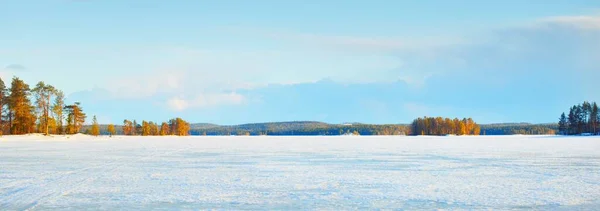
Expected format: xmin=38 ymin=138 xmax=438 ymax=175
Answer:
xmin=0 ymin=77 xmax=7 ymax=135
xmin=589 ymin=102 xmax=600 ymax=134
xmin=558 ymin=112 xmax=568 ymax=135
xmin=8 ymin=77 xmax=35 ymax=135
xmin=52 ymin=90 xmax=65 ymax=134
xmin=561 ymin=101 xmax=599 ymax=135
xmin=91 ymin=115 xmax=100 ymax=136
xmin=32 ymin=81 xmax=56 ymax=135
xmin=132 ymin=120 xmax=139 ymax=135
xmin=64 ymin=102 xmax=86 ymax=134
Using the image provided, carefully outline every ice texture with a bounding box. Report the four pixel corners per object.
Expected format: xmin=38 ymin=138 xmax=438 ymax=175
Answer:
xmin=1 ymin=135 xmax=599 ymax=210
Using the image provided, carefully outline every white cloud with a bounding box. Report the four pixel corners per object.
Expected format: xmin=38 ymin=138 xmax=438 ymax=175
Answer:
xmin=97 ymin=14 xmax=600 ymax=107
xmin=167 ymin=96 xmax=190 ymax=111
xmin=167 ymin=92 xmax=246 ymax=111
xmin=108 ymin=70 xmax=185 ymax=99
xmin=0 ymin=66 xmax=20 ymax=82
xmin=540 ymin=15 xmax=600 ymax=30
xmin=263 ymin=30 xmax=468 ymax=56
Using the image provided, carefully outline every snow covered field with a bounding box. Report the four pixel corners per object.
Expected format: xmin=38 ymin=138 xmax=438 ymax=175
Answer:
xmin=1 ymin=135 xmax=599 ymax=210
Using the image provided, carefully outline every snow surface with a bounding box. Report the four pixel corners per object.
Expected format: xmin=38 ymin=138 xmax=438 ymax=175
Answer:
xmin=1 ymin=135 xmax=599 ymax=210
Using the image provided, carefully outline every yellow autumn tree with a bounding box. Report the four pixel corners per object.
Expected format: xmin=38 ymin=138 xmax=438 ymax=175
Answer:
xmin=107 ymin=124 xmax=116 ymax=136
xmin=91 ymin=115 xmax=100 ymax=136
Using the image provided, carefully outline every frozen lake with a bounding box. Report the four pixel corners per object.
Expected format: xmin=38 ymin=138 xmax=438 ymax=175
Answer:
xmin=1 ymin=135 xmax=599 ymax=210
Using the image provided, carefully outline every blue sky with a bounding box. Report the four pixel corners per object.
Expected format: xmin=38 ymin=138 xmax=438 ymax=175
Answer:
xmin=1 ymin=0 xmax=599 ymax=124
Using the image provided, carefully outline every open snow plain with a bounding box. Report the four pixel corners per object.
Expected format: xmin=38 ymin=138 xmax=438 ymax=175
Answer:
xmin=1 ymin=135 xmax=599 ymax=210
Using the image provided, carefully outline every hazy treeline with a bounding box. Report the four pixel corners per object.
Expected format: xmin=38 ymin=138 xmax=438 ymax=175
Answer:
xmin=190 ymin=121 xmax=410 ymax=136
xmin=410 ymin=117 xmax=480 ymax=135
xmin=558 ymin=101 xmax=599 ymax=135
xmin=189 ymin=121 xmax=564 ymax=136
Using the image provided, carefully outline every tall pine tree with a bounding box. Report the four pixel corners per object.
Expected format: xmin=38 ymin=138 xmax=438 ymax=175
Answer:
xmin=32 ymin=81 xmax=56 ymax=135
xmin=0 ymin=77 xmax=7 ymax=135
xmin=8 ymin=77 xmax=35 ymax=135
xmin=64 ymin=102 xmax=86 ymax=134
xmin=558 ymin=112 xmax=568 ymax=135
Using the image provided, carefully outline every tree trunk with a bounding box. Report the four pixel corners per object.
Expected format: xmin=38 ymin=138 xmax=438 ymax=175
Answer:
xmin=45 ymin=95 xmax=50 ymax=135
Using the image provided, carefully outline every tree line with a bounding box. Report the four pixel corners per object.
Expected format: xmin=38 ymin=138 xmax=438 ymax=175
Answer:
xmin=410 ymin=117 xmax=481 ymax=135
xmin=117 ymin=118 xmax=190 ymax=136
xmin=558 ymin=101 xmax=599 ymax=135
xmin=0 ymin=76 xmax=192 ymax=137
xmin=190 ymin=121 xmax=410 ymax=136
xmin=86 ymin=118 xmax=190 ymax=136
xmin=0 ymin=77 xmax=86 ymax=135
xmin=480 ymin=123 xmax=556 ymax=135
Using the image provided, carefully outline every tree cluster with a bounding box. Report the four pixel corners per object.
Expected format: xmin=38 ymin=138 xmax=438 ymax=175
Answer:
xmin=558 ymin=101 xmax=599 ymax=135
xmin=0 ymin=77 xmax=86 ymax=135
xmin=480 ymin=123 xmax=556 ymax=135
xmin=122 ymin=117 xmax=190 ymax=136
xmin=411 ymin=117 xmax=480 ymax=136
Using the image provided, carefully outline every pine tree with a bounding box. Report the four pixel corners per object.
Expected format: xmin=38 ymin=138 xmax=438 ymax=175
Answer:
xmin=0 ymin=77 xmax=7 ymax=135
xmin=560 ymin=101 xmax=600 ymax=135
xmin=64 ymin=102 xmax=86 ymax=134
xmin=591 ymin=102 xmax=598 ymax=135
xmin=91 ymin=115 xmax=100 ymax=136
xmin=558 ymin=112 xmax=568 ymax=135
xmin=107 ymin=124 xmax=116 ymax=137
xmin=133 ymin=120 xmax=139 ymax=135
xmin=52 ymin=90 xmax=65 ymax=134
xmin=32 ymin=81 xmax=56 ymax=135
xmin=8 ymin=77 xmax=35 ymax=135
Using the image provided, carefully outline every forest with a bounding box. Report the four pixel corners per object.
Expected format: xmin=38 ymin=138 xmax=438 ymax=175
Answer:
xmin=558 ymin=101 xmax=599 ymax=135
xmin=0 ymin=77 xmax=191 ymax=136
xmin=479 ymin=123 xmax=557 ymax=135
